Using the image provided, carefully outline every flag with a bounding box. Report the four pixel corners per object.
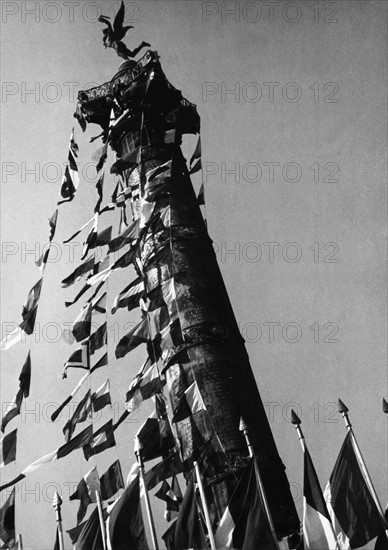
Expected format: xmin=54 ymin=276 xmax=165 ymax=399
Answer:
xmin=303 ymin=446 xmax=338 ymax=550
xmin=63 ymin=344 xmax=89 ymax=378
xmin=0 ymin=487 xmax=15 ymax=546
xmin=61 ymin=257 xmax=95 ymax=288
xmin=94 ymin=170 xmax=104 ymax=213
xmin=63 ymin=217 xmax=94 ymax=244
xmin=135 ymin=409 xmax=175 ymax=463
xmin=0 ymin=429 xmax=17 ymax=467
xmin=144 ymin=452 xmax=183 ymax=491
xmin=189 ymin=135 xmax=201 ymax=171
xmin=197 ymin=183 xmax=205 ymax=205
xmin=0 ymin=326 xmax=25 ymax=351
xmin=215 ymin=458 xmax=275 ymax=550
xmin=64 ymin=257 xmax=110 ymax=307
xmin=125 ymin=361 xmax=162 ymax=413
xmin=111 ymin=277 xmax=145 ymax=314
xmin=53 ymin=527 xmax=59 ymax=550
xmin=106 ymin=474 xmax=148 ymax=550
xmin=109 ymin=219 xmax=139 ymax=253
xmin=91 ymin=380 xmax=111 ymax=412
xmin=0 ymin=425 xmax=94 ymax=492
xmin=91 ymin=352 xmax=108 ymax=373
xmin=74 ymin=506 xmax=104 ymax=550
xmin=21 ymin=278 xmax=43 ymax=335
xmin=62 ymin=390 xmax=91 ymax=442
xmin=70 ymin=466 xmax=100 ymax=524
xmin=374 ymin=506 xmax=388 ymax=550
xmin=1 ymin=352 xmax=31 ymax=432
xmin=174 ymin=473 xmax=207 ymax=550
xmin=152 ymin=318 xmax=183 ymax=361
xmin=324 ymin=432 xmax=387 ymax=549
xmin=58 ymin=129 xmax=80 ymax=204
xmin=51 ymin=371 xmax=90 ymax=422
xmin=63 ymin=303 xmax=92 ymax=344
xmin=67 ymin=521 xmax=87 ymax=544
xmin=115 ymin=318 xmax=149 ymax=359
xmin=92 ymin=292 xmax=107 ymax=314
xmin=162 ymin=520 xmax=177 ymax=550
xmin=172 ymin=381 xmax=206 ymax=423
xmin=155 ymin=476 xmax=183 ymax=521
xmin=100 ymin=460 xmax=125 ymax=501
xmin=88 ymin=322 xmax=107 ymax=355
xmin=35 ymin=209 xmax=59 ymax=272
xmin=110 ymin=244 xmax=138 ymax=270
xmin=83 ymin=420 xmax=116 ymax=461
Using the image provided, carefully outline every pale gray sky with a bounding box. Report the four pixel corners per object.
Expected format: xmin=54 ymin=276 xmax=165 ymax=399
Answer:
xmin=1 ymin=1 xmax=387 ymax=548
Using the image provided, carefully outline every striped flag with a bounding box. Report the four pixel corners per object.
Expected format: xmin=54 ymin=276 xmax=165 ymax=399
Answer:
xmin=91 ymin=380 xmax=111 ymax=412
xmin=0 ymin=429 xmax=17 ymax=467
xmin=83 ymin=420 xmax=116 ymax=461
xmin=303 ymin=447 xmax=338 ymax=549
xmin=125 ymin=360 xmax=162 ymax=413
xmin=58 ymin=128 xmax=80 ymax=204
xmin=324 ymin=432 xmax=387 ymax=549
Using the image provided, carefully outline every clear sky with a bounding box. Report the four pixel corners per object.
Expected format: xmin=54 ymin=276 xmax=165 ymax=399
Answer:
xmin=1 ymin=1 xmax=387 ymax=548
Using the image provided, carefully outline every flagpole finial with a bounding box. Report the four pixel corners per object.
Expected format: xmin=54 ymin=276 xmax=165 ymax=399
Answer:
xmin=383 ymin=398 xmax=388 ymax=414
xmin=338 ymin=398 xmax=348 ymax=414
xmin=239 ymin=417 xmax=247 ymax=432
xmin=52 ymin=490 xmax=62 ymax=509
xmin=290 ymin=409 xmax=301 ymax=425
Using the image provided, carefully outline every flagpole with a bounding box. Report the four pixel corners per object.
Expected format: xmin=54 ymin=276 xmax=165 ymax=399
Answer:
xmin=18 ymin=534 xmax=23 ymax=550
xmin=338 ymin=399 xmax=387 ymax=524
xmin=95 ymin=489 xmax=107 ymax=550
xmin=239 ymin=418 xmax=281 ymax=550
xmin=52 ymin=491 xmax=65 ymax=550
xmin=135 ymin=440 xmax=160 ymax=550
xmin=194 ymin=461 xmax=216 ymax=550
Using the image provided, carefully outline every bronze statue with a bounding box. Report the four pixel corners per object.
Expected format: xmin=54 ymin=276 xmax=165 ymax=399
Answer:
xmin=98 ymin=1 xmax=150 ymax=60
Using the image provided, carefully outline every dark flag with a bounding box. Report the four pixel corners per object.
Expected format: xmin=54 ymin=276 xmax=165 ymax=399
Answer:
xmin=0 ymin=429 xmax=17 ymax=467
xmin=125 ymin=360 xmax=162 ymax=413
xmin=172 ymin=381 xmax=206 ymax=423
xmin=0 ymin=487 xmax=15 ymax=546
xmin=162 ymin=521 xmax=177 ymax=550
xmin=111 ymin=277 xmax=144 ymax=314
xmin=62 ymin=303 xmax=92 ymax=344
xmin=63 ymin=344 xmax=89 ymax=378
xmin=197 ymin=183 xmax=205 ymax=206
xmin=174 ymin=474 xmax=207 ymax=550
xmin=61 ymin=257 xmax=95 ymax=288
xmin=67 ymin=521 xmax=87 ymax=545
xmin=106 ymin=474 xmax=149 ymax=550
xmin=100 ymin=460 xmax=125 ymax=501
xmin=62 ymin=390 xmax=91 ymax=442
xmin=88 ymin=322 xmax=107 ymax=355
xmin=1 ymin=352 xmax=31 ymax=432
xmin=75 ymin=506 xmax=104 ymax=550
xmin=94 ymin=170 xmax=104 ymax=214
xmin=324 ymin=432 xmax=387 ymax=548
xmin=21 ymin=278 xmax=43 ymax=335
xmin=145 ymin=452 xmax=183 ymax=491
xmin=115 ymin=318 xmax=149 ymax=359
xmin=70 ymin=466 xmax=100 ymax=524
xmin=374 ymin=506 xmax=388 ymax=550
xmin=51 ymin=370 xmax=91 ymax=422
xmin=155 ymin=477 xmax=183 ymax=521
xmin=58 ymin=129 xmax=80 ymax=205
xmin=135 ymin=401 xmax=175 ymax=463
xmin=109 ymin=219 xmax=140 ymax=253
xmin=53 ymin=527 xmax=59 ymax=550
xmin=92 ymin=292 xmax=107 ymax=315
xmin=83 ymin=420 xmax=116 ymax=461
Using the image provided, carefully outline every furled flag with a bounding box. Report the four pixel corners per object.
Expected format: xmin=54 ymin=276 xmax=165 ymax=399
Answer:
xmin=70 ymin=466 xmax=100 ymax=524
xmin=155 ymin=476 xmax=183 ymax=522
xmin=144 ymin=452 xmax=184 ymax=491
xmin=58 ymin=128 xmax=80 ymax=205
xmin=215 ymin=458 xmax=276 ymax=550
xmin=189 ymin=135 xmax=201 ymax=175
xmin=63 ymin=344 xmax=89 ymax=379
xmin=0 ymin=487 xmax=15 ymax=546
xmin=106 ymin=474 xmax=149 ymax=550
xmin=88 ymin=322 xmax=107 ymax=356
xmin=134 ymin=409 xmax=175 ymax=463
xmin=115 ymin=317 xmax=149 ymax=359
xmin=74 ymin=506 xmax=104 ymax=550
xmin=83 ymin=420 xmax=116 ymax=461
xmin=324 ymin=431 xmax=387 ymax=549
xmin=0 ymin=425 xmax=93 ymax=492
xmin=172 ymin=381 xmax=206 ymax=423
xmin=0 ymin=429 xmax=17 ymax=467
xmin=111 ymin=277 xmax=145 ymax=314
xmin=108 ymin=218 xmax=140 ymax=253
xmin=100 ymin=460 xmax=125 ymax=501
xmin=91 ymin=380 xmax=111 ymax=412
xmin=303 ymin=446 xmax=338 ymax=549
xmin=62 ymin=390 xmax=91 ymax=442
xmin=1 ymin=352 xmax=31 ymax=432
xmin=125 ymin=360 xmax=162 ymax=413
xmin=162 ymin=520 xmax=177 ymax=550
xmin=62 ymin=303 xmax=92 ymax=344
xmin=61 ymin=256 xmax=95 ymax=288
xmin=174 ymin=473 xmax=207 ymax=550
xmin=35 ymin=209 xmax=59 ymax=272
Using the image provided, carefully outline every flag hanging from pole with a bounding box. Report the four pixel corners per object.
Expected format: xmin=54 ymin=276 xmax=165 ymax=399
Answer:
xmin=100 ymin=460 xmax=124 ymax=501
xmin=0 ymin=487 xmax=16 ymax=546
xmin=1 ymin=352 xmax=31 ymax=432
xmin=69 ymin=466 xmax=100 ymax=524
xmin=125 ymin=360 xmax=162 ymax=413
xmin=174 ymin=473 xmax=207 ymax=550
xmin=91 ymin=380 xmax=111 ymax=412
xmin=62 ymin=390 xmax=91 ymax=442
xmin=172 ymin=381 xmax=206 ymax=423
xmin=115 ymin=318 xmax=149 ymax=359
xmin=0 ymin=429 xmax=17 ymax=467
xmin=83 ymin=420 xmax=116 ymax=461
xmin=58 ymin=128 xmax=80 ymax=205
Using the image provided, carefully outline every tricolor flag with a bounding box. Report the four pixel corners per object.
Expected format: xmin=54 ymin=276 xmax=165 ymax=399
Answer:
xmin=1 ymin=352 xmax=31 ymax=432
xmin=0 ymin=487 xmax=16 ymax=546
xmin=303 ymin=446 xmax=338 ymax=549
xmin=0 ymin=429 xmax=17 ymax=467
xmin=174 ymin=473 xmax=207 ymax=550
xmin=172 ymin=381 xmax=206 ymax=423
xmin=324 ymin=432 xmax=387 ymax=549
xmin=106 ymin=474 xmax=148 ymax=550
xmin=83 ymin=420 xmax=116 ymax=461
xmin=125 ymin=360 xmax=162 ymax=413
xmin=70 ymin=466 xmax=100 ymax=524
xmin=0 ymin=425 xmax=94 ymax=492
xmin=62 ymin=390 xmax=91 ymax=442
xmin=58 ymin=128 xmax=80 ymax=205
xmin=155 ymin=476 xmax=183 ymax=522
xmin=100 ymin=460 xmax=124 ymax=501
xmin=111 ymin=277 xmax=145 ymax=314
xmin=91 ymin=380 xmax=111 ymax=412
xmin=115 ymin=318 xmax=149 ymax=359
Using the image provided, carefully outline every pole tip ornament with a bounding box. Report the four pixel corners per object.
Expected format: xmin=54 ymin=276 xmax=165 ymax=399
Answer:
xmin=239 ymin=417 xmax=247 ymax=432
xmin=383 ymin=398 xmax=388 ymax=414
xmin=338 ymin=399 xmax=349 ymax=414
xmin=290 ymin=410 xmax=301 ymax=425
xmin=52 ymin=491 xmax=62 ymax=508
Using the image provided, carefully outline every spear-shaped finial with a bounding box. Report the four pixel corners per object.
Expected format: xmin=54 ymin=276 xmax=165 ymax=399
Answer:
xmin=338 ymin=398 xmax=349 ymax=414
xmin=52 ymin=490 xmax=62 ymax=509
xmin=291 ymin=409 xmax=301 ymax=425
xmin=52 ymin=491 xmax=64 ymax=550
xmin=290 ymin=410 xmax=305 ymax=449
xmin=383 ymin=398 xmax=388 ymax=414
